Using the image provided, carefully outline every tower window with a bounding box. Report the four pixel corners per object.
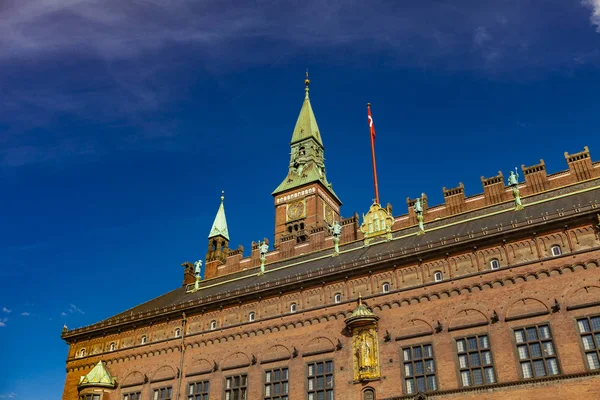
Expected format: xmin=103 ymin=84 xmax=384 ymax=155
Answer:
xmin=382 ymin=283 xmax=390 ymax=293
xmin=334 ymin=293 xmax=342 ymax=304
xmin=210 ymin=320 xmax=217 ymax=330
xmin=433 ymin=271 xmax=443 ymax=282
xmin=299 ymin=146 xmax=306 ymax=155
xmin=551 ymin=245 xmax=562 ymax=257
xmin=79 ymin=348 xmax=86 ymax=357
xmin=290 ymin=303 xmax=297 ymax=313
xmin=175 ymin=328 xmax=181 ymax=338
xmin=490 ymin=259 xmax=500 ymax=270
xmin=249 ymin=312 xmax=255 ymax=322
xmin=109 ymin=342 xmax=116 ymax=352
xmin=141 ymin=335 xmax=147 ymax=345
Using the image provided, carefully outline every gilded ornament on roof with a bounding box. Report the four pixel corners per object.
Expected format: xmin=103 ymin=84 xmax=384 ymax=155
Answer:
xmin=360 ymin=202 xmax=394 ymax=245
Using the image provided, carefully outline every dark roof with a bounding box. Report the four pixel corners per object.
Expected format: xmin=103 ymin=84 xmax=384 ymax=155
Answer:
xmin=63 ymin=180 xmax=600 ymax=339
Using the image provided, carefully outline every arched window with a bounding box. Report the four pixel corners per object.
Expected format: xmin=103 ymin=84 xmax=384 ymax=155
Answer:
xmin=290 ymin=303 xmax=297 ymax=313
xmin=551 ymin=245 xmax=562 ymax=257
xmin=175 ymin=328 xmax=181 ymax=338
xmin=109 ymin=342 xmax=116 ymax=352
xmin=249 ymin=312 xmax=255 ymax=322
xmin=490 ymin=259 xmax=500 ymax=270
xmin=210 ymin=320 xmax=217 ymax=330
xmin=141 ymin=335 xmax=147 ymax=345
xmin=433 ymin=271 xmax=443 ymax=282
xmin=382 ymin=283 xmax=390 ymax=293
xmin=80 ymin=348 xmax=86 ymax=357
xmin=334 ymin=293 xmax=342 ymax=304
xmin=363 ymin=387 xmax=376 ymax=400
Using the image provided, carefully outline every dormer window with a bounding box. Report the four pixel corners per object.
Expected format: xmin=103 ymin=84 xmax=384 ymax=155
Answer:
xmin=382 ymin=283 xmax=390 ymax=293
xmin=175 ymin=328 xmax=181 ymax=338
xmin=141 ymin=335 xmax=147 ymax=345
xmin=290 ymin=303 xmax=297 ymax=313
xmin=433 ymin=271 xmax=443 ymax=282
xmin=109 ymin=342 xmax=116 ymax=352
xmin=249 ymin=312 xmax=255 ymax=322
xmin=551 ymin=245 xmax=562 ymax=257
xmin=490 ymin=259 xmax=500 ymax=270
xmin=334 ymin=293 xmax=342 ymax=304
xmin=210 ymin=320 xmax=217 ymax=330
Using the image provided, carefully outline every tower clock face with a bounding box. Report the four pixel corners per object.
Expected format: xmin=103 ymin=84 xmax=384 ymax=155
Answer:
xmin=287 ymin=201 xmax=305 ymax=220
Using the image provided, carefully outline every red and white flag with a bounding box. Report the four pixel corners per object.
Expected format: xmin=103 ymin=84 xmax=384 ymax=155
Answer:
xmin=367 ymin=104 xmax=376 ymax=141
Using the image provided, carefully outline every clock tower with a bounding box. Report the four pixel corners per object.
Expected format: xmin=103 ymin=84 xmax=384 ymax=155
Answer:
xmin=272 ymin=74 xmax=342 ymax=246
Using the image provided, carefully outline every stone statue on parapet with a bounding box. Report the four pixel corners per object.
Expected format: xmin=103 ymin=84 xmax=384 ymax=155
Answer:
xmin=329 ymin=221 xmax=342 ymax=255
xmin=259 ymin=240 xmax=269 ymax=274
xmin=508 ymin=168 xmax=524 ymax=210
xmin=194 ymin=260 xmax=203 ymax=278
xmin=414 ymin=195 xmax=425 ymax=235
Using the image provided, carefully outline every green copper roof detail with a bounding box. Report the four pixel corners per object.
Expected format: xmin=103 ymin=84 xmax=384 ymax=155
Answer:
xmin=208 ymin=191 xmax=229 ymax=241
xmin=290 ymin=76 xmax=323 ymax=147
xmin=78 ymin=361 xmax=117 ymax=388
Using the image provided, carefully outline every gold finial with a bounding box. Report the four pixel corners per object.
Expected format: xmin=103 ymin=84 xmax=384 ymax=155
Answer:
xmin=305 ymin=70 xmax=310 ymax=100
xmin=358 ymin=293 xmax=362 ymax=305
xmin=220 ymin=190 xmax=225 ymax=203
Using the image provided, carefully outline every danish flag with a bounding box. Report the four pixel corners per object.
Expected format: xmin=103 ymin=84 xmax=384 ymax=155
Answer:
xmin=367 ymin=104 xmax=376 ymax=140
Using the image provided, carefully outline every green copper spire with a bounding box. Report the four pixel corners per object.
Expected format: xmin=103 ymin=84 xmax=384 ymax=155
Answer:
xmin=272 ymin=74 xmax=339 ymax=201
xmin=290 ymin=71 xmax=323 ymax=146
xmin=78 ymin=361 xmax=117 ymax=388
xmin=208 ymin=191 xmax=229 ymax=241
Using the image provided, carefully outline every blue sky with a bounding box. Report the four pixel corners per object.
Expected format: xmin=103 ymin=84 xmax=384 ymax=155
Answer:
xmin=1 ymin=0 xmax=600 ymax=398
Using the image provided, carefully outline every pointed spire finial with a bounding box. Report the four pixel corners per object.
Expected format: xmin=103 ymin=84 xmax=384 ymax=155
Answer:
xmin=358 ymin=293 xmax=363 ymax=305
xmin=221 ymin=190 xmax=225 ymax=203
xmin=305 ymin=70 xmax=310 ymax=100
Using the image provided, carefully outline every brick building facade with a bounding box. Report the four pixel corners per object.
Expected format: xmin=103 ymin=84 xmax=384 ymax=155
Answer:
xmin=62 ymin=79 xmax=600 ymax=400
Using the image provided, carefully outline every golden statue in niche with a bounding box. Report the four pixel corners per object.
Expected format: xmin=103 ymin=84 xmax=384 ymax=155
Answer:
xmin=345 ymin=297 xmax=381 ymax=382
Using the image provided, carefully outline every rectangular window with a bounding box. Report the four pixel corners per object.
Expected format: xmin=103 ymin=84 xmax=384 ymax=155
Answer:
xmin=306 ymin=360 xmax=334 ymax=400
xmin=264 ymin=367 xmax=289 ymax=400
xmin=513 ymin=324 xmax=560 ymax=379
xmin=80 ymin=395 xmax=100 ymax=400
xmin=224 ymin=374 xmax=248 ymax=400
xmin=455 ymin=334 xmax=496 ymax=386
xmin=122 ymin=392 xmax=141 ymax=400
xmin=188 ymin=380 xmax=210 ymax=400
xmin=577 ymin=315 xmax=600 ymax=370
xmin=153 ymin=387 xmax=173 ymax=400
xmin=402 ymin=343 xmax=438 ymax=394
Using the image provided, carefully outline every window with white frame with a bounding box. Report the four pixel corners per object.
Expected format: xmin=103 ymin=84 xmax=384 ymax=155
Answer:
xmin=576 ymin=315 xmax=600 ymax=370
xmin=123 ymin=392 xmax=141 ymax=400
xmin=224 ymin=374 xmax=247 ymax=400
xmin=334 ymin=293 xmax=342 ymax=304
xmin=490 ymin=259 xmax=500 ymax=270
xmin=551 ymin=245 xmax=562 ymax=257
xmin=433 ymin=271 xmax=443 ymax=282
xmin=307 ymin=360 xmax=334 ymax=400
xmin=141 ymin=335 xmax=147 ymax=345
xmin=456 ymin=334 xmax=496 ymax=386
xmin=175 ymin=328 xmax=181 ymax=338
xmin=513 ymin=324 xmax=560 ymax=379
xmin=210 ymin=320 xmax=217 ymax=330
xmin=402 ymin=343 xmax=437 ymax=394
xmin=249 ymin=312 xmax=255 ymax=322
xmin=153 ymin=386 xmax=173 ymax=400
xmin=264 ymin=366 xmax=289 ymax=399
xmin=290 ymin=303 xmax=297 ymax=313
xmin=188 ymin=380 xmax=210 ymax=400
xmin=110 ymin=342 xmax=116 ymax=351
xmin=382 ymin=283 xmax=390 ymax=293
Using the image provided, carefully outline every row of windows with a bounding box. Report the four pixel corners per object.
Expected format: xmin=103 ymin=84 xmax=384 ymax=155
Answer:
xmin=117 ymin=315 xmax=600 ymax=399
xmin=79 ymin=247 xmax=567 ymax=358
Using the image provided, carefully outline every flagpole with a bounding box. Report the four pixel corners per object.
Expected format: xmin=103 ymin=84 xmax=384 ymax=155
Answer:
xmin=368 ymin=103 xmax=380 ymax=204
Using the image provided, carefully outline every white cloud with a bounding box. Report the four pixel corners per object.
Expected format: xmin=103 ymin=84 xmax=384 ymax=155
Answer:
xmin=583 ymin=0 xmax=600 ymax=32
xmin=61 ymin=312 xmax=67 ymax=316
xmin=2 ymin=307 xmax=11 ymax=313
xmin=0 ymin=318 xmax=7 ymax=327
xmin=69 ymin=304 xmax=85 ymax=314
xmin=20 ymin=312 xmax=30 ymax=316
xmin=0 ymin=393 xmax=17 ymax=399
